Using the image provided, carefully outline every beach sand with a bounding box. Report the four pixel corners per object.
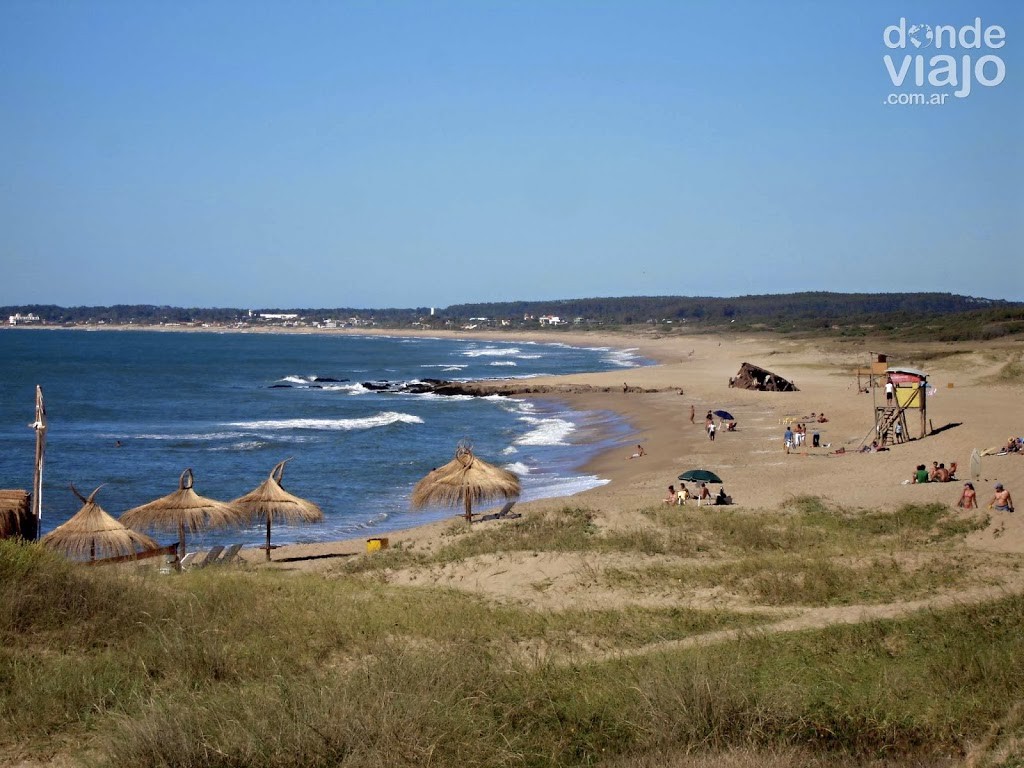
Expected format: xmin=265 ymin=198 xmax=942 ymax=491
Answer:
xmin=235 ymin=327 xmax=1024 ymax=619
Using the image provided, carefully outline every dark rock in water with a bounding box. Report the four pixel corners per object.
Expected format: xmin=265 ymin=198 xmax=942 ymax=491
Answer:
xmin=401 ymin=381 xmax=442 ymax=394
xmin=309 ymin=385 xmax=323 ymax=389
xmin=360 ymin=379 xmax=458 ymax=394
xmin=313 ymin=377 xmax=348 ymax=383
xmin=270 ymin=384 xmax=293 ymax=389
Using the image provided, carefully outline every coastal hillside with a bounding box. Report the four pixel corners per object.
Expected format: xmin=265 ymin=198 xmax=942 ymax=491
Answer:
xmin=4 ymin=292 xmax=1023 ymax=340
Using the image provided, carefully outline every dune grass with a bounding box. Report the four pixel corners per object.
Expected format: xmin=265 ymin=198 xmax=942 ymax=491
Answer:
xmin=1 ymin=493 xmax=1019 ymax=767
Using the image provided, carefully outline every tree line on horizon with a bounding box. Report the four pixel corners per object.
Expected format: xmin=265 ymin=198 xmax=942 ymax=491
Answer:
xmin=3 ymin=292 xmax=1023 ymax=341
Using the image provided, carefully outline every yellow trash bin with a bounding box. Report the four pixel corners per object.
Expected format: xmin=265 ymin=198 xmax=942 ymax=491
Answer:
xmin=366 ymin=537 xmax=389 ymax=553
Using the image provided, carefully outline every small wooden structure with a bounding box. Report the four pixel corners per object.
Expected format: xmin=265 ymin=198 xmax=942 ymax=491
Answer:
xmin=730 ymin=362 xmax=799 ymax=392
xmin=854 ymin=353 xmax=890 ymax=393
xmin=0 ymin=490 xmax=35 ymax=540
xmin=875 ymin=366 xmax=929 ymax=444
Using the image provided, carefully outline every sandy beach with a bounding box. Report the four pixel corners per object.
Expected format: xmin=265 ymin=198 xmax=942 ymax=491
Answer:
xmin=241 ymin=327 xmax=1024 ymax=599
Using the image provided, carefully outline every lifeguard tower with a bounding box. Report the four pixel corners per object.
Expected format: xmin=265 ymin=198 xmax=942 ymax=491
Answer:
xmin=875 ymin=366 xmax=928 ymax=445
xmin=855 ymin=353 xmax=891 ymax=393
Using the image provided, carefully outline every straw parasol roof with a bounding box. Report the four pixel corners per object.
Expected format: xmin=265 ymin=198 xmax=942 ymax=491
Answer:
xmin=121 ymin=468 xmax=245 ymax=558
xmin=0 ymin=490 xmax=31 ymax=540
xmin=411 ymin=442 xmax=521 ymax=522
xmin=42 ymin=485 xmax=158 ymax=562
xmin=230 ymin=459 xmax=323 ymax=561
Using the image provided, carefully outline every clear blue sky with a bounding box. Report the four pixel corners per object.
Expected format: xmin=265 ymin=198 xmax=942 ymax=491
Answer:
xmin=1 ymin=0 xmax=1020 ymax=308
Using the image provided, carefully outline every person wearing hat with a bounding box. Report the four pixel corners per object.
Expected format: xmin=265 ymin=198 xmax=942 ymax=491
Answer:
xmin=988 ymin=483 xmax=1014 ymax=513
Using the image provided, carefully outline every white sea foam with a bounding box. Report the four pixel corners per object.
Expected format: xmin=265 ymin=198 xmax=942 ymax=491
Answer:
xmin=321 ymin=383 xmax=366 ymax=393
xmin=521 ymin=474 xmax=609 ymax=501
xmin=225 ymin=412 xmax=424 ymax=431
xmin=461 ymin=346 xmax=522 ymax=358
xmin=134 ymin=431 xmax=247 ymax=441
xmin=489 ymin=361 xmax=517 ymax=367
xmin=503 ymin=461 xmax=531 ymax=476
xmin=210 ymin=441 xmax=266 ymax=452
xmin=602 ymin=347 xmax=642 ymax=368
xmin=279 ymin=375 xmax=310 ymax=385
xmin=501 ymin=446 xmax=518 ymax=455
xmin=409 ymin=392 xmax=475 ymax=402
xmin=515 ymin=415 xmax=575 ymax=446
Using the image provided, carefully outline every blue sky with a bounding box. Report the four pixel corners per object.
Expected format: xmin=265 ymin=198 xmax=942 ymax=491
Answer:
xmin=1 ymin=0 xmax=1020 ymax=308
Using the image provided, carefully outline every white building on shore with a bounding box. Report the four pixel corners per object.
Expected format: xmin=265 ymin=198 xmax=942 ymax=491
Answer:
xmin=8 ymin=313 xmax=41 ymax=325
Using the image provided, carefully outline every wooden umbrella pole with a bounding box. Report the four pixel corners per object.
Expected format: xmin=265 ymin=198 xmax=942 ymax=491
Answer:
xmin=178 ymin=520 xmax=185 ymax=560
xmin=31 ymin=385 xmax=46 ymax=540
xmin=464 ymin=492 xmax=472 ymax=522
xmin=266 ymin=516 xmax=272 ymax=561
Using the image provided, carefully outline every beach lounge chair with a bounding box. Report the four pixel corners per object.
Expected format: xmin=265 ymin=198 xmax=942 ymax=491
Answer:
xmin=194 ymin=545 xmax=224 ymax=569
xmin=177 ymin=552 xmax=198 ymax=570
xmin=217 ymin=543 xmax=243 ymax=565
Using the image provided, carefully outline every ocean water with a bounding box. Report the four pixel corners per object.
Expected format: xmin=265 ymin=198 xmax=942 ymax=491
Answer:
xmin=0 ymin=329 xmax=642 ymax=550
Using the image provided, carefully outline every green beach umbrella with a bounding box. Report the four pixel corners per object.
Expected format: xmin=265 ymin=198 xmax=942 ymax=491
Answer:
xmin=677 ymin=469 xmax=723 ymax=484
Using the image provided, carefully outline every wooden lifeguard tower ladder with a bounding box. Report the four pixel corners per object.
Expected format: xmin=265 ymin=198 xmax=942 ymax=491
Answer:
xmin=874 ymin=366 xmax=928 ymax=446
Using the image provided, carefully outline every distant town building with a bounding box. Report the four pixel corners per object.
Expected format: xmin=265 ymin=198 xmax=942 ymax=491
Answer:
xmin=539 ymin=315 xmax=564 ymax=325
xmin=8 ymin=313 xmax=40 ymax=325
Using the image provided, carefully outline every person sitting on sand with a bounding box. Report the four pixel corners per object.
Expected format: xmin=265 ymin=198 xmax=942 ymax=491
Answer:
xmin=988 ymin=483 xmax=1014 ymax=513
xmin=912 ymin=464 xmax=929 ymax=484
xmin=817 ymin=413 xmax=828 ymax=423
xmin=957 ymin=482 xmax=977 ymax=509
xmin=677 ymin=484 xmax=689 ymax=505
xmin=727 ymin=420 xmax=737 ymax=431
xmin=928 ymin=461 xmax=941 ymax=482
xmin=934 ymin=463 xmax=950 ymax=482
xmin=629 ymin=444 xmax=646 ymax=459
xmin=715 ymin=487 xmax=731 ymax=505
xmin=697 ymin=483 xmax=711 ymax=506
xmin=663 ymin=485 xmax=676 ymax=505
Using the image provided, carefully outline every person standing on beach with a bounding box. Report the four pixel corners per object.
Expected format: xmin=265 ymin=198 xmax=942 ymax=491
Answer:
xmin=957 ymin=483 xmax=977 ymax=509
xmin=784 ymin=426 xmax=793 ymax=454
xmin=885 ymin=377 xmax=894 ymax=405
xmin=989 ymin=483 xmax=1014 ymax=513
xmin=708 ymin=421 xmax=716 ymax=441
xmin=690 ymin=404 xmax=695 ymax=424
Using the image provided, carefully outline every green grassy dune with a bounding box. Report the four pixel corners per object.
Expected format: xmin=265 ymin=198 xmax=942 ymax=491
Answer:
xmin=2 ymin=498 xmax=1023 ymax=767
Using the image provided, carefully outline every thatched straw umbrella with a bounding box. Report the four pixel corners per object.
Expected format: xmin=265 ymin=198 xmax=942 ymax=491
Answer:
xmin=0 ymin=490 xmax=31 ymax=540
xmin=42 ymin=485 xmax=158 ymax=562
xmin=411 ymin=442 xmax=521 ymax=523
xmin=230 ymin=459 xmax=323 ymax=561
xmin=121 ymin=468 xmax=245 ymax=559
